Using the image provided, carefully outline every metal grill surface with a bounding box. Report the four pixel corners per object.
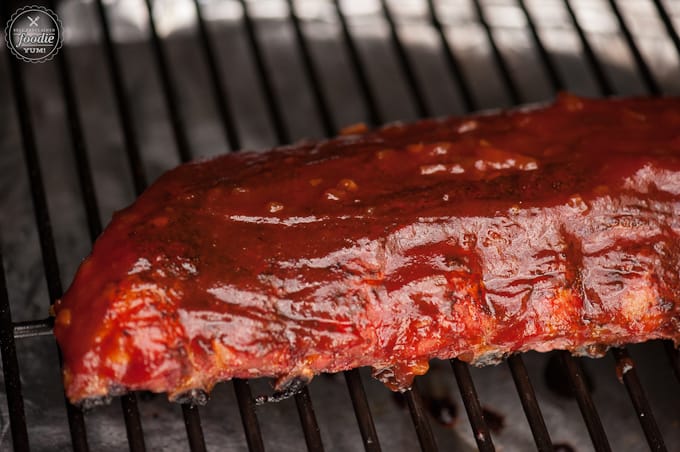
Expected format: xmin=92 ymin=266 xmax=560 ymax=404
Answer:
xmin=1 ymin=1 xmax=680 ymax=451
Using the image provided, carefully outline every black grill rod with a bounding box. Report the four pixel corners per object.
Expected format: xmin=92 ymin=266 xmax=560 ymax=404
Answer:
xmin=562 ymin=0 xmax=613 ymax=96
xmin=284 ymin=3 xmax=382 ymax=450
xmin=652 ymin=0 xmax=680 ymax=59
xmin=238 ymin=0 xmax=290 ymax=145
xmin=563 ymin=1 xmax=668 ymax=447
xmin=140 ymin=0 xmax=207 ymax=449
xmin=344 ymin=370 xmax=382 ymax=452
xmin=334 ymin=2 xmax=440 ymax=449
xmin=96 ymin=0 xmax=264 ymax=452
xmin=651 ymin=11 xmax=680 ymax=382
xmin=403 ymin=388 xmax=437 ymax=452
xmin=425 ymin=0 xmax=475 ymax=112
xmin=521 ymin=3 xmax=666 ymax=450
xmin=470 ymin=0 xmax=521 ymax=105
xmin=192 ymin=0 xmax=241 ymax=151
xmin=233 ymin=379 xmax=266 ymax=452
xmin=332 ymin=0 xmax=381 ymax=127
xmin=558 ymin=352 xmax=611 ymax=452
xmin=617 ymin=1 xmax=679 ymax=387
xmin=0 ymin=248 xmax=30 ymax=451
xmin=611 ymin=348 xmax=667 ymax=451
xmin=294 ymin=386 xmax=325 ymax=452
xmin=93 ymin=0 xmax=148 ymax=195
xmin=507 ymin=355 xmax=554 ymax=452
xmin=516 ymin=0 xmax=565 ymax=92
xmin=181 ymin=404 xmax=207 ymax=452
xmin=46 ymin=0 xmax=148 ymax=447
xmin=380 ymin=0 xmax=429 ymax=118
xmin=143 ymin=0 xmax=192 ymax=163
xmin=477 ymin=1 xmax=609 ymax=449
xmin=450 ymin=359 xmax=494 ymax=452
xmin=383 ymin=2 xmax=495 ymax=450
xmin=285 ymin=0 xmax=336 ymax=136
xmin=295 ymin=386 xmax=324 ymax=452
xmin=605 ymin=0 xmax=661 ymax=96
xmin=2 ymin=11 xmax=89 ymax=450
xmin=609 ymin=0 xmax=672 ymax=444
xmin=94 ymin=1 xmax=216 ymax=444
xmin=662 ymin=340 xmax=680 ymax=383
xmin=190 ymin=1 xmax=267 ymax=448
xmin=236 ymin=2 xmax=324 ymax=450
xmin=378 ymin=2 xmax=485 ymax=450
xmin=427 ymin=2 xmax=554 ymax=449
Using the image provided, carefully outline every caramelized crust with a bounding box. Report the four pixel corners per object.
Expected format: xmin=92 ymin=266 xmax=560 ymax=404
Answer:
xmin=54 ymin=95 xmax=680 ymax=404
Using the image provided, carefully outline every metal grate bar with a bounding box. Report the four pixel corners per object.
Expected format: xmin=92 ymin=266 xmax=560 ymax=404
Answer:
xmin=384 ymin=3 xmax=500 ymax=449
xmin=517 ymin=0 xmax=565 ymax=92
xmin=13 ymin=318 xmax=53 ymax=339
xmin=238 ymin=0 xmax=290 ymax=144
xmin=2 ymin=5 xmax=90 ymax=447
xmin=191 ymin=2 xmax=269 ymax=447
xmin=332 ymin=3 xmax=444 ymax=449
xmin=94 ymin=0 xmax=148 ymax=195
xmin=191 ymin=7 xmax=270 ymax=445
xmin=49 ymin=0 xmax=100 ymax=239
xmin=562 ymin=3 xmax=668 ymax=447
xmin=182 ymin=404 xmax=207 ymax=452
xmin=651 ymin=1 xmax=680 ymax=375
xmin=286 ymin=0 xmax=336 ymax=136
xmin=610 ymin=348 xmax=667 ymax=451
xmin=404 ymin=388 xmax=438 ymax=452
xmin=120 ymin=394 xmax=146 ymax=452
xmin=663 ymin=341 xmax=680 ymax=383
xmin=605 ymin=0 xmax=661 ymax=95
xmin=333 ymin=0 xmax=381 ymax=127
xmin=294 ymin=386 xmax=325 ymax=452
xmin=380 ymin=0 xmax=429 ymax=118
xmin=490 ymin=4 xmax=640 ymax=451
xmin=96 ymin=1 xmax=265 ymax=449
xmin=653 ymin=0 xmax=680 ymax=57
xmin=237 ymin=2 xmax=325 ymax=448
xmin=507 ymin=356 xmax=554 ymax=452
xmin=471 ymin=0 xmax=521 ymax=104
xmin=47 ymin=0 xmax=149 ymax=446
xmin=558 ymin=352 xmax=611 ymax=452
xmin=344 ymin=370 xmax=381 ymax=452
xmin=563 ymin=0 xmax=613 ymax=96
xmin=192 ymin=0 xmax=241 ymax=151
xmin=426 ymin=0 xmax=475 ymax=112
xmin=624 ymin=1 xmax=680 ymax=385
xmin=283 ymin=5 xmax=383 ymax=450
xmin=515 ymin=4 xmax=615 ymax=450
xmin=49 ymin=41 xmax=102 ymax=243
xmin=450 ymin=359 xmax=495 ymax=452
xmin=0 ymin=249 xmax=30 ymax=451
xmin=373 ymin=3 xmax=493 ymax=449
xmin=143 ymin=0 xmax=192 ymax=163
xmin=233 ymin=379 xmax=266 ymax=452
xmin=427 ymin=4 xmax=554 ymax=449
xmin=141 ymin=0 xmax=209 ymax=447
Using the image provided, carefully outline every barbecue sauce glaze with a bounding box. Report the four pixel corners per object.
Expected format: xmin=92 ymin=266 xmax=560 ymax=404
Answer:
xmin=54 ymin=95 xmax=680 ymax=403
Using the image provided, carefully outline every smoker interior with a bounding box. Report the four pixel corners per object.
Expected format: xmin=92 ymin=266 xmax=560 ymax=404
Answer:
xmin=1 ymin=0 xmax=680 ymax=451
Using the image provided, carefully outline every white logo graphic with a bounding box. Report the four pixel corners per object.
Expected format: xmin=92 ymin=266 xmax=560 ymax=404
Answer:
xmin=4 ymin=6 xmax=63 ymax=63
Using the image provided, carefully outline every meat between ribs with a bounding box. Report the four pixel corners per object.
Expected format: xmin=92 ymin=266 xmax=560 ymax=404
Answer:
xmin=54 ymin=95 xmax=680 ymax=404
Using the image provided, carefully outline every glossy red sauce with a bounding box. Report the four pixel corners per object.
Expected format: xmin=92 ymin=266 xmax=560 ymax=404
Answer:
xmin=54 ymin=94 xmax=680 ymax=402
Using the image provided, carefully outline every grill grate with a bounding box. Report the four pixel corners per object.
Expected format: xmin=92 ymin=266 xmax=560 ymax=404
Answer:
xmin=1 ymin=0 xmax=679 ymax=451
